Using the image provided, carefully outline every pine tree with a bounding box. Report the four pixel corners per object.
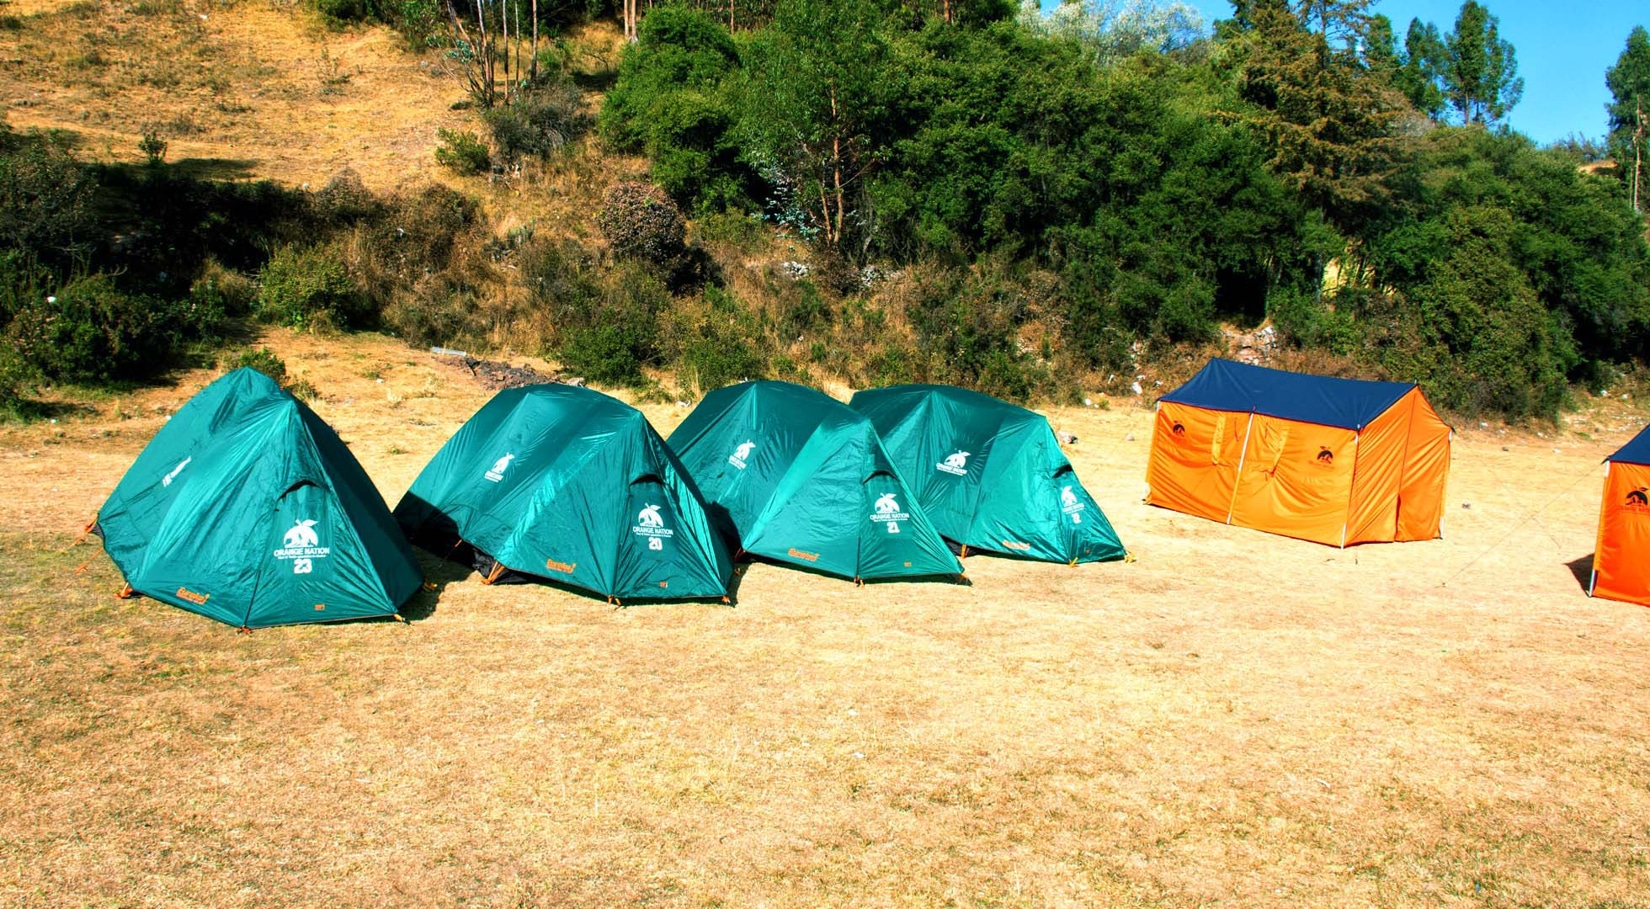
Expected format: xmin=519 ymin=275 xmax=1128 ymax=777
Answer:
xmin=1233 ymin=0 xmax=1401 ymax=225
xmin=1442 ymin=0 xmax=1522 ymax=126
xmin=1396 ymin=17 xmax=1447 ymax=119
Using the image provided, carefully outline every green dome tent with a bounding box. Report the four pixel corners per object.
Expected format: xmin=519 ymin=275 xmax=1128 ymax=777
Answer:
xmin=394 ymin=384 xmax=733 ymax=603
xmin=666 ymin=381 xmax=961 ymax=583
xmin=95 ymin=368 xmax=423 ymax=628
xmin=850 ymin=384 xmax=1126 ymax=565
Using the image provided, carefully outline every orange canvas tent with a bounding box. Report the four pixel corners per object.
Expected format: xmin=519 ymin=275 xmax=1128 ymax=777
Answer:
xmin=1589 ymin=428 xmax=1650 ymax=607
xmin=1145 ymin=359 xmax=1451 ymax=547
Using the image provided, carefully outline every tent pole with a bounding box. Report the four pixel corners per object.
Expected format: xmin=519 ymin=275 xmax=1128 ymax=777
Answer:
xmin=1226 ymin=412 xmax=1255 ymax=525
xmin=1590 ymin=461 xmax=1611 ymax=598
xmin=1340 ymin=429 xmax=1361 ymax=549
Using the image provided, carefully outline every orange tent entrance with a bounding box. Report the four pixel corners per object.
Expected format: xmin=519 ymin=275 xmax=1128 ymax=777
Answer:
xmin=1590 ymin=429 xmax=1650 ymax=607
xmin=1145 ymin=359 xmax=1452 ymax=547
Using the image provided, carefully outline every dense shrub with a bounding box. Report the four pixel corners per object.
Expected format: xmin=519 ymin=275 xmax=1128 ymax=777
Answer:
xmin=189 ymin=261 xmax=256 ymax=319
xmin=311 ymin=0 xmax=444 ymax=46
xmin=520 ymin=240 xmax=667 ymax=384
xmin=1268 ymin=287 xmax=1361 ymax=356
xmin=220 ymin=346 xmax=289 ymax=384
xmin=434 ymin=128 xmax=490 ymax=175
xmin=483 ymin=83 xmax=590 ymax=164
xmin=657 ymin=285 xmax=767 ymax=395
xmin=256 ymin=243 xmax=373 ymax=331
xmin=0 ymin=127 xmax=97 ymax=274
xmin=7 ymin=274 xmax=218 ymax=383
xmin=597 ymin=181 xmax=686 ymax=264
xmin=218 ymin=346 xmax=319 ymax=399
xmin=599 ymin=7 xmax=753 ymax=209
xmin=0 ymin=344 xmax=29 ymax=417
xmin=906 ymin=263 xmax=1058 ymax=402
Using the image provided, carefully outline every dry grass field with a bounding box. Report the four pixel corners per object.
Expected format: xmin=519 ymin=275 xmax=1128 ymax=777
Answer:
xmin=0 ymin=0 xmax=476 ymax=191
xmin=2 ymin=329 xmax=1649 ymax=907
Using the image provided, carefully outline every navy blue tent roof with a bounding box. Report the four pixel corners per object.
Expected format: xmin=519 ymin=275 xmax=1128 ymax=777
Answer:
xmin=1159 ymin=359 xmax=1416 ymax=431
xmin=1608 ymin=425 xmax=1650 ymax=466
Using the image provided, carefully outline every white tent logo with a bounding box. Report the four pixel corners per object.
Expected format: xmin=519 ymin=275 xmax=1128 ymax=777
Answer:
xmin=937 ymin=450 xmax=970 ymax=476
xmin=871 ymin=492 xmax=908 ymax=533
xmin=728 ymin=440 xmax=756 ymax=469
xmin=162 ymin=456 xmax=191 ymax=488
xmin=283 ymin=519 xmax=320 ymax=548
xmin=632 ymin=502 xmax=673 ymax=549
xmin=1061 ymin=485 xmax=1084 ymax=523
xmin=274 ymin=519 xmax=331 ymax=573
xmin=485 ymin=452 xmax=514 ymax=482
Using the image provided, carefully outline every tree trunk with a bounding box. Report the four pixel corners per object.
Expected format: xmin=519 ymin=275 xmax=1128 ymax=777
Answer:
xmin=830 ymin=85 xmax=845 ymax=247
xmin=530 ymin=0 xmax=539 ymax=83
xmin=1635 ymin=95 xmax=1644 ymax=214
xmin=475 ymin=0 xmax=492 ymax=107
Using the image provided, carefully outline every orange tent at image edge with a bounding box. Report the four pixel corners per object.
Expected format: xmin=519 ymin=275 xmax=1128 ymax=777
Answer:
xmin=1145 ymin=359 xmax=1452 ymax=548
xmin=1591 ymin=428 xmax=1650 ymax=607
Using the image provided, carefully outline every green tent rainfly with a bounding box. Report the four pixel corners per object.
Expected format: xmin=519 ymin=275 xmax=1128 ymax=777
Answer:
xmin=394 ymin=384 xmax=733 ymax=603
xmin=850 ymin=384 xmax=1126 ymax=565
xmin=666 ymin=381 xmax=961 ymax=583
xmin=95 ymin=368 xmax=423 ymax=628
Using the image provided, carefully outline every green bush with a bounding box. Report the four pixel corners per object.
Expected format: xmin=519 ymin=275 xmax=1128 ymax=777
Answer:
xmin=220 ymin=346 xmax=289 ymax=383
xmin=1270 ymin=287 xmax=1363 ymax=356
xmin=679 ymin=334 xmax=764 ymax=393
xmin=434 ymin=128 xmax=490 ymax=175
xmin=189 ymin=261 xmax=255 ymax=319
xmin=523 ymin=245 xmax=667 ymax=385
xmin=138 ymin=130 xmax=167 ymax=166
xmin=693 ymin=209 xmax=767 ymax=251
xmin=0 ymin=344 xmax=30 ymax=418
xmin=256 ymin=243 xmax=372 ymax=331
xmin=218 ymin=346 xmax=319 ymax=399
xmin=483 ymin=84 xmax=589 ymax=164
xmin=7 ymin=274 xmax=202 ymax=383
xmin=560 ymin=323 xmax=651 ymax=384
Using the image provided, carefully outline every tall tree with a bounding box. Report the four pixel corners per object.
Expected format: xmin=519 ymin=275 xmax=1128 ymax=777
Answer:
xmin=1606 ymin=25 xmax=1650 ymax=212
xmin=1232 ymin=0 xmax=1400 ymax=227
xmin=1396 ymin=17 xmax=1447 ymax=119
xmin=1442 ymin=0 xmax=1521 ymax=126
xmin=1362 ymin=13 xmax=1397 ymax=74
xmin=738 ymin=0 xmax=901 ymax=252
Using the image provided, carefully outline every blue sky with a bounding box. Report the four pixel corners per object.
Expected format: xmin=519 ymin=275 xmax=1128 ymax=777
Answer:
xmin=1038 ymin=1 xmax=1648 ymax=145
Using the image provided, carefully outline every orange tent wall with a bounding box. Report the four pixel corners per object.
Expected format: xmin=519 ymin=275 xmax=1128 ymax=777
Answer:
xmin=1145 ymin=391 xmax=1450 ymax=546
xmin=1343 ymin=388 xmax=1452 ymax=545
xmin=1392 ymin=390 xmax=1452 ymax=542
xmin=1227 ymin=415 xmax=1357 ymax=545
xmin=1591 ymin=460 xmax=1650 ymax=607
xmin=1143 ymin=402 xmax=1247 ymax=524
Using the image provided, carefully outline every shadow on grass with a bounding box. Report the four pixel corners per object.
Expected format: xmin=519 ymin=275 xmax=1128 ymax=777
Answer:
xmin=1566 ymin=554 xmax=1593 ymax=593
xmin=736 ymin=552 xmax=969 ymax=588
xmin=3 ymin=398 xmax=100 ymax=422
xmin=399 ymin=549 xmax=471 ymax=622
xmin=570 ymin=69 xmax=618 ymax=92
xmin=162 ymin=157 xmax=260 ymax=182
xmin=409 ymin=534 xmax=741 ymax=608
